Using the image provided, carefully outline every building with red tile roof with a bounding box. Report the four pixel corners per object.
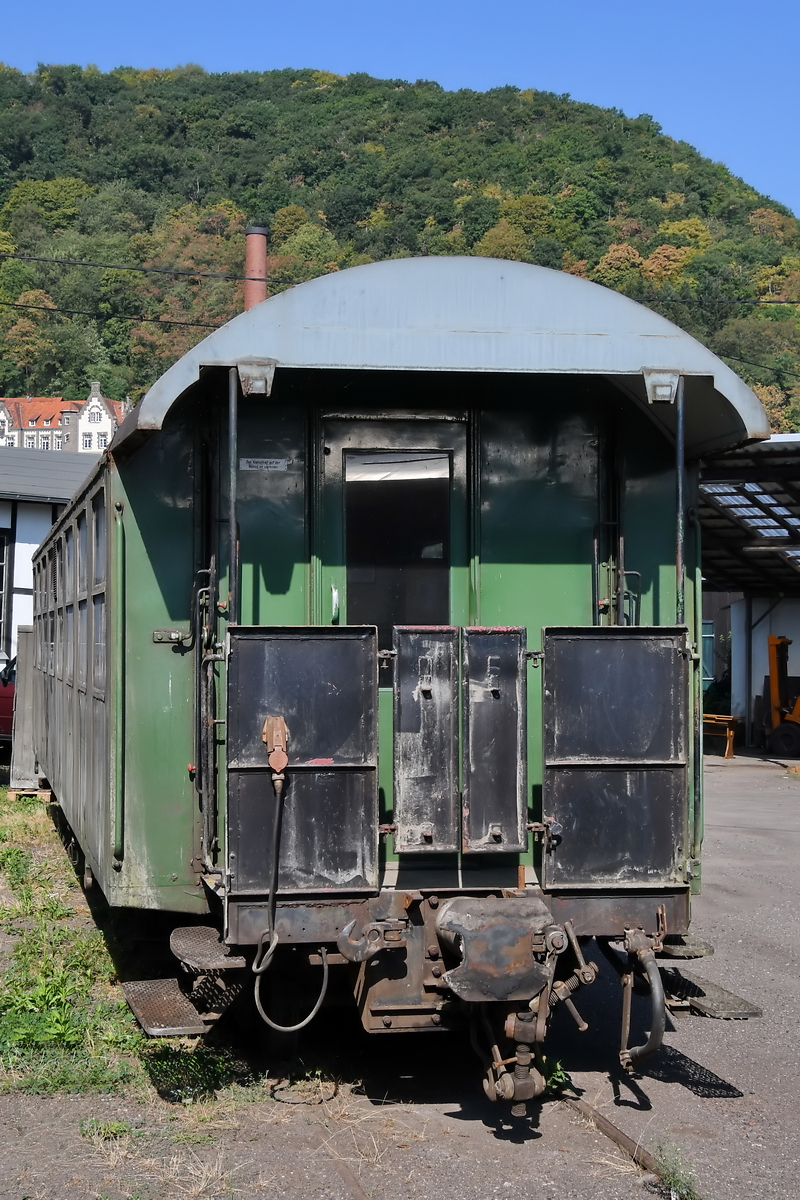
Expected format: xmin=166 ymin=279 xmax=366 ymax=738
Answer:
xmin=0 ymin=384 xmax=129 ymax=452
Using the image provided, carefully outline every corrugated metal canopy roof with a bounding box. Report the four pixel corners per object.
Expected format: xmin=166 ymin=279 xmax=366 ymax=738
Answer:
xmin=0 ymin=447 xmax=101 ymax=503
xmin=701 ymin=436 xmax=800 ymax=594
xmin=128 ymin=257 xmax=768 ymax=457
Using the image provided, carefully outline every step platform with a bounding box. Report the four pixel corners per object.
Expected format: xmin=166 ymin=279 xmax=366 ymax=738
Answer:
xmin=122 ymin=978 xmax=211 ymax=1037
xmin=660 ymin=967 xmax=762 ymax=1019
xmin=169 ymin=926 xmax=247 ymax=973
xmin=656 ymin=934 xmax=715 ymax=959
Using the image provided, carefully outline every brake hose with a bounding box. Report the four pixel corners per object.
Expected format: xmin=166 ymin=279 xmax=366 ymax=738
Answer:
xmin=251 ymin=767 xmax=330 ymax=1033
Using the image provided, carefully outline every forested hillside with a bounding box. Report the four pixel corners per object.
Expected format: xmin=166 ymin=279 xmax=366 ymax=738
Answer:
xmin=1 ymin=63 xmax=798 ymax=427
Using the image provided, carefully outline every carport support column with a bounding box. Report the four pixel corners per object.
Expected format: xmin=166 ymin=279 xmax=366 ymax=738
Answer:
xmin=676 ymin=376 xmax=685 ymax=625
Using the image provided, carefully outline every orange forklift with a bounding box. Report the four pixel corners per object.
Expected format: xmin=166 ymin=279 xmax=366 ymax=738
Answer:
xmin=766 ymin=635 xmax=800 ymax=756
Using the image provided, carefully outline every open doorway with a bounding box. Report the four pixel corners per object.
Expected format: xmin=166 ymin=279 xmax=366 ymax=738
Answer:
xmin=344 ymin=452 xmax=451 ymax=651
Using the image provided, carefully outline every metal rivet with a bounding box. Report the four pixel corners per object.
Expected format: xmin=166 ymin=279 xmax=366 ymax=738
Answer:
xmin=427 ymin=944 xmax=440 ymax=959
xmin=428 ymin=895 xmax=439 ymax=909
xmin=382 ymin=1016 xmax=392 ymax=1028
xmin=431 ymin=1013 xmax=441 ymax=1026
xmin=432 ymin=965 xmax=442 ymax=978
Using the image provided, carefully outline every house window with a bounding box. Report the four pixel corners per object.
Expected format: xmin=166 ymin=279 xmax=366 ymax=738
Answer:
xmin=6 ymin=436 xmax=16 ymax=447
xmin=28 ymin=419 xmax=36 ymax=427
xmin=82 ymin=433 xmax=93 ymax=450
xmin=55 ymin=435 xmax=63 ymax=450
xmin=97 ymin=433 xmax=108 ymax=450
xmin=88 ymin=408 xmax=102 ymax=424
xmin=25 ymin=434 xmax=35 ymax=448
xmin=43 ymin=419 xmax=51 ymax=427
xmin=64 ymin=433 xmax=70 ymax=443
xmin=61 ymin=416 xmax=70 ymax=426
xmin=40 ymin=435 xmax=51 ymax=451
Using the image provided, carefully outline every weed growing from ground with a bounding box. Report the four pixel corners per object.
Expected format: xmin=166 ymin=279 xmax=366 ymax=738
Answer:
xmin=654 ymin=1140 xmax=703 ymax=1200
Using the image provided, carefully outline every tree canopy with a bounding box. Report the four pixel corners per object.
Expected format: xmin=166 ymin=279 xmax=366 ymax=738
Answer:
xmin=0 ymin=63 xmax=797 ymax=426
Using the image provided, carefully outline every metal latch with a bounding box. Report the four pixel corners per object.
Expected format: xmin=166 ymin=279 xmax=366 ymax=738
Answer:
xmin=486 ymin=655 xmax=501 ymax=696
xmin=153 ymin=629 xmax=189 ymax=644
xmin=418 ymin=656 xmax=433 ymax=697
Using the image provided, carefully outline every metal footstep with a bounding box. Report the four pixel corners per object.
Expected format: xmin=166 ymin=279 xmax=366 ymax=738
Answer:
xmin=170 ymin=926 xmax=247 ymax=973
xmin=122 ymin=978 xmax=211 ymax=1036
xmin=660 ymin=967 xmax=762 ymax=1019
xmin=656 ymin=933 xmax=715 ymax=959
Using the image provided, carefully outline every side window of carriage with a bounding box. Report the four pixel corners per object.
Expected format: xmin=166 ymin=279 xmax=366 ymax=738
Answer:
xmin=64 ymin=525 xmax=74 ymax=686
xmin=76 ymin=510 xmax=88 ymax=691
xmin=55 ymin=536 xmax=64 ymax=679
xmin=91 ymin=492 xmax=106 ymax=696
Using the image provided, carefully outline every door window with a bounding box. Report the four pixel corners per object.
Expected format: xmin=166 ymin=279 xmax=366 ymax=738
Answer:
xmin=344 ymin=452 xmax=450 ymax=650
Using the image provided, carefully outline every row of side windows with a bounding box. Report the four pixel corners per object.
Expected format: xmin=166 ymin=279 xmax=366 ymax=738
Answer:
xmin=33 ymin=490 xmax=106 ymax=696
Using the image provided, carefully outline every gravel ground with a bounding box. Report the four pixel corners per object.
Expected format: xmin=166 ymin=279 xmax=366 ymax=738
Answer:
xmin=0 ymin=755 xmax=794 ymax=1199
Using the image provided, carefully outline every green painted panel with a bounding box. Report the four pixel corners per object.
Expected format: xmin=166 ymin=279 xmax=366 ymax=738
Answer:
xmin=237 ymin=402 xmax=307 ymax=625
xmin=479 ymin=404 xmax=600 ymax=858
xmin=109 ymin=415 xmax=205 ymax=912
xmin=620 ymin=402 xmax=678 ymax=627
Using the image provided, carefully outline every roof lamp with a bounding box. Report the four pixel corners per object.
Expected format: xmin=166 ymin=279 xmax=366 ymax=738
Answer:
xmin=643 ymin=368 xmax=681 ymax=405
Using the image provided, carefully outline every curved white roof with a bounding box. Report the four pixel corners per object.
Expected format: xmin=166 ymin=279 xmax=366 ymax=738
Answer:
xmin=130 ymin=256 xmax=768 ymax=456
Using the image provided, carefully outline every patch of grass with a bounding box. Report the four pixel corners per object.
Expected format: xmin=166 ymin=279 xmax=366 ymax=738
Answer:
xmin=171 ymin=1129 xmax=215 ymax=1145
xmin=80 ymin=1116 xmax=133 ymax=1139
xmin=2 ymin=1046 xmax=136 ymax=1094
xmin=0 ymin=785 xmax=148 ymax=1095
xmin=654 ymin=1141 xmax=703 ymax=1200
xmin=143 ymin=1044 xmax=253 ymax=1104
xmin=0 ymin=845 xmax=32 ymax=889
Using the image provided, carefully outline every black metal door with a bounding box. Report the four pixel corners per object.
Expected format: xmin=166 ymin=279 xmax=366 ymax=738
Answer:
xmin=541 ymin=626 xmax=689 ymax=888
xmin=462 ymin=627 xmax=527 ymax=852
xmin=393 ymin=626 xmax=459 ymax=851
xmin=226 ymin=626 xmax=378 ymax=892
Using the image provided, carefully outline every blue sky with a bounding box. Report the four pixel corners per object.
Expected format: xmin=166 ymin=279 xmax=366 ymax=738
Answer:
xmin=4 ymin=1 xmax=799 ymax=215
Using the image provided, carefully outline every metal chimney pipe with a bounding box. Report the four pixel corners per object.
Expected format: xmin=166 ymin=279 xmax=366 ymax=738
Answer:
xmin=244 ymin=225 xmax=269 ymax=310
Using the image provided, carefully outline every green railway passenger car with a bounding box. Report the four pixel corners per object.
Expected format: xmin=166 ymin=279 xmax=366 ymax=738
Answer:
xmin=30 ymin=256 xmax=768 ymax=1107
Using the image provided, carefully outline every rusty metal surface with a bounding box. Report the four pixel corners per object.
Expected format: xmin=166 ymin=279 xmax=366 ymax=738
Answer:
xmin=169 ymin=926 xmax=246 ymax=972
xmin=393 ymin=627 xmax=459 ymax=852
xmin=435 ymin=896 xmax=553 ymax=1003
xmin=542 ymin=626 xmax=689 ymax=889
xmin=228 ymin=899 xmax=370 ymax=946
xmin=546 ymin=890 xmax=690 ymax=937
xmin=121 ymin=978 xmax=209 ymax=1036
xmin=461 ymin=627 xmax=527 ymax=852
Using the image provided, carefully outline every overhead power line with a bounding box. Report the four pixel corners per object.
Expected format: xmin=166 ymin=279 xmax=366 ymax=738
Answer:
xmin=0 ymin=250 xmax=268 ymax=282
xmin=720 ymin=353 xmax=800 ymax=382
xmin=3 ymin=298 xmax=797 ymax=385
xmin=0 ymin=298 xmax=221 ymax=329
xmin=645 ymin=297 xmax=800 ymax=305
xmin=0 ymin=252 xmax=798 ymax=303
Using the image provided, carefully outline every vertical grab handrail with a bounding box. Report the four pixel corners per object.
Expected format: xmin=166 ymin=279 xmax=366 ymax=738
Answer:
xmin=228 ymin=367 xmax=239 ymax=624
xmin=675 ymin=376 xmax=686 ymax=625
xmin=112 ymin=500 xmax=125 ymax=863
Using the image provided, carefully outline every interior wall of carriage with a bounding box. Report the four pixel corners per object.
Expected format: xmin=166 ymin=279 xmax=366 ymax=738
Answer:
xmin=32 ymin=475 xmax=109 ymax=880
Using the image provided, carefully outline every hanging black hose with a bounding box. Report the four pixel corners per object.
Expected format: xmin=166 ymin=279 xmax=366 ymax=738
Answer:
xmin=251 ymin=743 xmax=329 ymax=1033
xmin=620 ymin=949 xmax=666 ymax=1071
